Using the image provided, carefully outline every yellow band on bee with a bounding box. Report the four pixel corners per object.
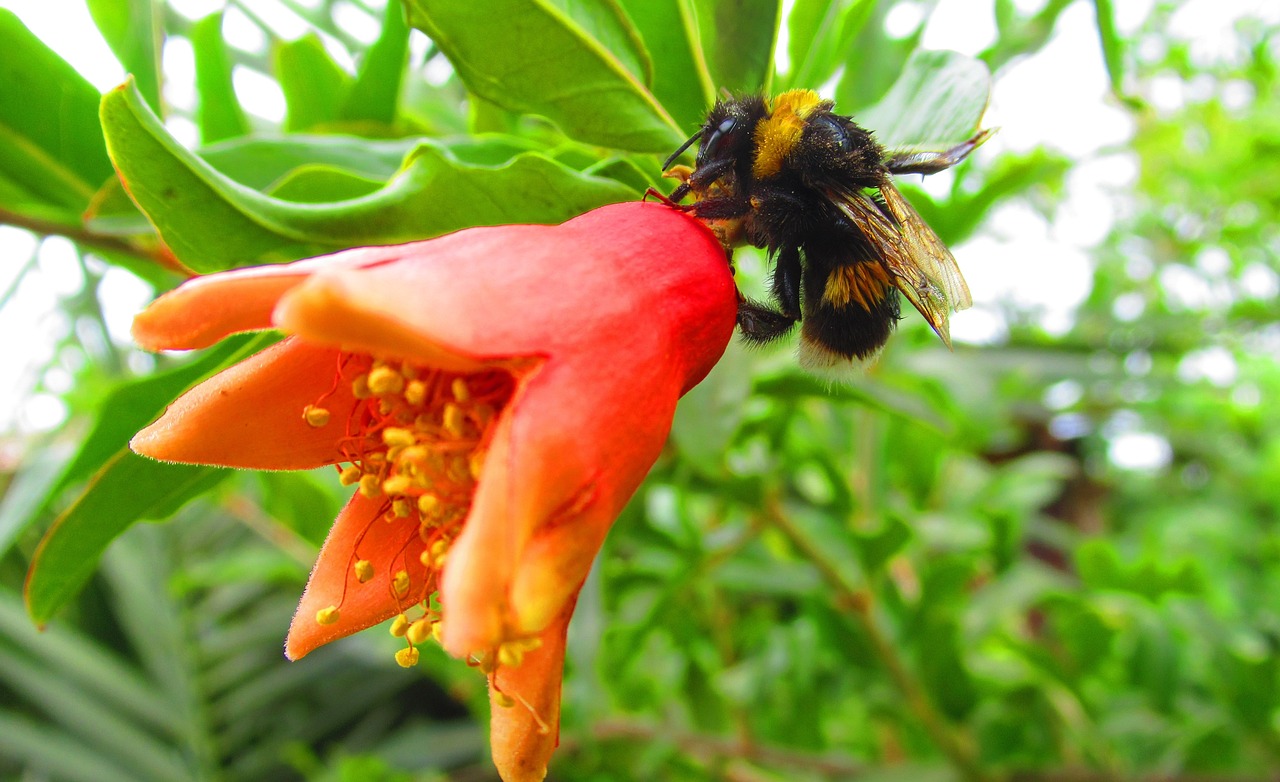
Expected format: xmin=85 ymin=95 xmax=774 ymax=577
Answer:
xmin=823 ymin=262 xmax=891 ymax=311
xmin=752 ymin=90 xmax=824 ymax=180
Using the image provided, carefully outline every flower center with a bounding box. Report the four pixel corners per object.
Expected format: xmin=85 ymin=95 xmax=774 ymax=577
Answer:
xmin=304 ymin=354 xmax=522 ymax=670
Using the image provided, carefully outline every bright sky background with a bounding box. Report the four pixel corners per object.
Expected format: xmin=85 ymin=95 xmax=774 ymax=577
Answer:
xmin=1 ymin=0 xmax=1275 ymax=469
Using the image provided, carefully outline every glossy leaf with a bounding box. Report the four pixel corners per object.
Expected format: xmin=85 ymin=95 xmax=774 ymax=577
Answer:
xmin=0 ymin=10 xmax=113 ymax=221
xmin=101 ymin=80 xmax=635 ymax=271
xmin=782 ymin=0 xmax=874 ymax=92
xmin=86 ymin=0 xmax=161 ymax=112
xmin=338 ymin=0 xmax=409 ymax=125
xmin=25 ymin=452 xmax=230 ymax=624
xmin=190 ymin=12 xmax=250 ymax=143
xmin=857 ymin=48 xmax=992 ymax=151
xmin=272 ymin=35 xmax=352 ymax=132
xmin=690 ymin=0 xmax=780 ymax=93
xmin=617 ymin=0 xmax=714 ymax=131
xmin=403 ymin=0 xmax=681 ymax=151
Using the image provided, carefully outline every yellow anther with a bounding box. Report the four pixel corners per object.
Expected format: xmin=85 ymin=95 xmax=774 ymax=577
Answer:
xmin=451 ymin=377 xmax=470 ymax=402
xmin=390 ymin=613 xmax=410 ymax=637
xmin=418 ymin=494 xmax=440 ymax=514
xmin=352 ymin=373 xmax=371 ymax=399
xmin=315 ymin=606 xmax=340 ymax=625
xmin=400 ymin=363 xmax=419 ymax=379
xmin=382 ymin=475 xmax=412 ymax=495
xmin=493 ymin=691 xmax=515 ymax=708
xmin=418 ymin=549 xmax=432 ymax=567
xmin=431 ymin=621 xmax=444 ymax=644
xmin=393 ymin=570 xmax=410 ymax=597
xmin=354 ymin=559 xmax=375 ymax=583
xmin=443 ymin=404 xmax=466 ymax=437
xmin=391 ymin=498 xmax=413 ymax=518
xmin=338 ymin=465 xmax=362 ymax=485
xmin=448 ymin=456 xmax=471 ymax=483
xmin=382 ymin=427 xmax=416 ymax=448
xmin=364 ymin=452 xmax=386 ymax=468
xmin=404 ymin=380 xmax=427 ymax=406
xmin=358 ymin=473 xmax=382 ymax=498
xmin=407 ymin=619 xmax=432 ymax=645
xmin=469 ymin=451 xmax=486 ymax=481
xmin=497 ymin=642 xmax=524 ymax=668
xmin=395 ymin=646 xmax=420 ymax=668
xmin=399 ymin=445 xmax=428 ymax=466
xmin=303 ymin=405 xmax=330 ymax=427
xmin=378 ymin=399 xmax=393 ymax=415
xmin=429 ymin=539 xmax=449 ymax=559
xmin=368 ymin=365 xmax=405 ymax=396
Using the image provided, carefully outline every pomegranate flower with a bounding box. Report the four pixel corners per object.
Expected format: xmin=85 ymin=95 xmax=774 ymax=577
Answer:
xmin=129 ymin=202 xmax=736 ymax=781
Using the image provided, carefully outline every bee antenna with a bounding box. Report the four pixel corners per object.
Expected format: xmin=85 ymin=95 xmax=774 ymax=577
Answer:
xmin=662 ymin=129 xmax=703 ymax=171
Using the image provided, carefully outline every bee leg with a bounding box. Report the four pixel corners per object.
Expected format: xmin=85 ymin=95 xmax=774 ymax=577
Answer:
xmin=884 ymin=128 xmax=996 ymax=175
xmin=687 ymin=195 xmax=752 ymax=221
xmin=736 ymin=296 xmax=798 ymax=344
xmin=771 ymin=244 xmax=803 ymax=320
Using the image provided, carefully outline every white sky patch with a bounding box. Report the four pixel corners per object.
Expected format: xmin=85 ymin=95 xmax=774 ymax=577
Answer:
xmin=333 ymin=1 xmax=384 ymax=45
xmin=223 ymin=6 xmax=269 ymax=54
xmin=1109 ymin=431 xmax=1173 ymax=471
xmin=922 ymin=0 xmax=997 ymax=56
xmin=1178 ymin=346 xmax=1239 ymax=387
xmin=984 ymin=3 xmax=1135 ymax=158
xmin=233 ymin=65 xmax=287 ymax=123
xmin=98 ymin=267 xmax=157 ymax=347
xmin=163 ymin=35 xmax=198 ymax=112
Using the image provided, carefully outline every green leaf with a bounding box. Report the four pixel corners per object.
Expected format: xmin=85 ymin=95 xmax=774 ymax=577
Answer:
xmin=617 ymin=0 xmax=715 ymax=130
xmin=200 ymin=135 xmax=414 ymax=189
xmin=403 ymin=0 xmax=681 ymax=151
xmin=783 ymin=0 xmax=874 ymax=92
xmin=857 ymin=48 xmax=992 ymax=152
xmin=101 ymin=80 xmax=635 ymax=271
xmin=836 ymin=0 xmax=940 ymax=112
xmin=690 ymin=0 xmax=780 ymax=93
xmin=339 ymin=0 xmax=410 ymax=125
xmin=25 ymin=452 xmax=231 ymax=624
xmin=86 ymin=0 xmax=161 ymax=112
xmin=190 ymin=12 xmax=251 ymax=143
xmin=272 ymin=34 xmax=353 ymax=132
xmin=0 ymin=10 xmax=113 ymax=220
xmin=543 ymin=0 xmax=653 ymax=85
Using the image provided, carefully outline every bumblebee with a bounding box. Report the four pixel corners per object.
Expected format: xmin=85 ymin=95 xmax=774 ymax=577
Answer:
xmin=658 ymin=89 xmax=992 ymax=370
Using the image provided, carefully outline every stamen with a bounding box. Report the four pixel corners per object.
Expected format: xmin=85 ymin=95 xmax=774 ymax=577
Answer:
xmin=407 ymin=619 xmax=432 ymax=645
xmin=395 ymin=646 xmax=420 ymax=667
xmin=368 ymin=364 xmax=405 ymax=396
xmin=392 ymin=569 xmax=410 ymax=597
xmin=303 ymin=405 xmax=330 ymax=427
xmin=451 ymin=377 xmax=470 ymax=403
xmin=304 ymin=357 xmax=518 ymax=671
xmin=390 ymin=613 xmax=410 ymax=637
xmin=316 ymin=606 xmax=340 ymax=625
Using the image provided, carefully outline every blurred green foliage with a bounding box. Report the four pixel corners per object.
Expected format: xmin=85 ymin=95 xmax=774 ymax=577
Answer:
xmin=0 ymin=1 xmax=1277 ymax=780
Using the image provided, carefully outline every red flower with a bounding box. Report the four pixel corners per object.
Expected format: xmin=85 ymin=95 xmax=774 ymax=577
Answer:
xmin=129 ymin=202 xmax=736 ymax=781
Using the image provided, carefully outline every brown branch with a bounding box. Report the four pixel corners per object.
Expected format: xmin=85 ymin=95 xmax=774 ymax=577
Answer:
xmin=585 ymin=719 xmax=863 ymax=778
xmin=1009 ymin=771 xmax=1279 ymax=782
xmin=763 ymin=498 xmax=989 ymax=782
xmin=0 ymin=207 xmax=185 ymax=274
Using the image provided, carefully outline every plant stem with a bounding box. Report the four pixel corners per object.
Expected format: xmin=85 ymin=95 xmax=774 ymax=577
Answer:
xmin=764 ymin=499 xmax=990 ymax=782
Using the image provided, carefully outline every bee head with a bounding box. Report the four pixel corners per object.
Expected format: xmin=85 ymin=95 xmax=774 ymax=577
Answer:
xmin=696 ymin=97 xmax=767 ymax=169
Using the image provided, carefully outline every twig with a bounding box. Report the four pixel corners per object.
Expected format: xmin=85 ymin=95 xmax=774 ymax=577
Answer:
xmin=0 ymin=207 xmax=181 ymax=272
xmin=763 ymin=498 xmax=989 ymax=782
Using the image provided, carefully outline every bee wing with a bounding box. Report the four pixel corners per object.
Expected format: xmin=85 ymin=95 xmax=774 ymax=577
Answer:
xmin=833 ymin=183 xmax=972 ymax=349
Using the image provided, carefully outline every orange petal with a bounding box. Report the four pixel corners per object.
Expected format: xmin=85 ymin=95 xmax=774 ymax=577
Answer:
xmin=286 ymin=492 xmax=430 ymax=660
xmin=489 ymin=600 xmax=575 ymax=782
xmin=440 ymin=357 xmax=680 ymax=655
xmin=131 ymin=339 xmax=353 ymax=470
xmin=131 ymin=244 xmax=416 ymax=351
xmin=272 ymin=270 xmax=492 ymax=374
xmin=270 ymin=203 xmax=735 ymax=368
